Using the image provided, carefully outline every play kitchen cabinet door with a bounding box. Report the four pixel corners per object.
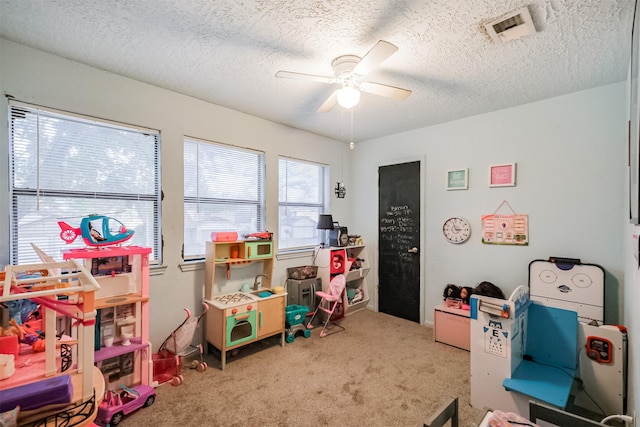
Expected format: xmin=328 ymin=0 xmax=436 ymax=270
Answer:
xmin=257 ymin=295 xmax=285 ymax=339
xmin=62 ymin=245 xmax=153 ymax=386
xmin=317 ymin=245 xmax=370 ymax=315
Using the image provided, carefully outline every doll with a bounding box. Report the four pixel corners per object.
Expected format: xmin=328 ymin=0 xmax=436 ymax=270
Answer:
xmin=442 ymin=284 xmax=461 ymax=300
xmin=460 ymin=286 xmax=474 ymax=305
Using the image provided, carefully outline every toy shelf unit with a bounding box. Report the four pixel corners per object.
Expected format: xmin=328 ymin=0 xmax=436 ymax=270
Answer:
xmin=62 ymin=245 xmax=153 ymax=389
xmin=0 ymin=260 xmax=104 ymax=426
xmin=203 ymin=240 xmax=285 ymax=370
xmin=317 ymin=245 xmax=370 ymax=316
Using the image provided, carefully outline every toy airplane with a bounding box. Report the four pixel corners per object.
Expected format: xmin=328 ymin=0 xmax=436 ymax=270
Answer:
xmin=58 ymin=214 xmax=134 ymax=247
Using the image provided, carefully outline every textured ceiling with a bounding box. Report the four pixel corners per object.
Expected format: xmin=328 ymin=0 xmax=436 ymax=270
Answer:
xmin=0 ymin=0 xmax=634 ymax=143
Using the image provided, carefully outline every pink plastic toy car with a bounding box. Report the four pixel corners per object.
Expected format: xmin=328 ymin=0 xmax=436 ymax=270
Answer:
xmin=95 ymin=384 xmax=156 ymax=426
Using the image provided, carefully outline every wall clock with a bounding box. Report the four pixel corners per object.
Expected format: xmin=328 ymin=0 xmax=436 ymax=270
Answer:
xmin=442 ymin=217 xmax=471 ymax=244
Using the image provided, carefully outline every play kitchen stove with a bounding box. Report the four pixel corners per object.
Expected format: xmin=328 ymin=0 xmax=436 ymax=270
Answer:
xmin=205 ymin=292 xmax=258 ymax=348
xmin=209 ymin=292 xmax=256 ymax=307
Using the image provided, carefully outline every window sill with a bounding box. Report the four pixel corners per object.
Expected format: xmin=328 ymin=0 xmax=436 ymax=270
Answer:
xmin=150 ymin=264 xmax=168 ymax=276
xmin=179 ymin=260 xmax=204 ymax=272
xmin=276 ymin=247 xmax=318 ymax=261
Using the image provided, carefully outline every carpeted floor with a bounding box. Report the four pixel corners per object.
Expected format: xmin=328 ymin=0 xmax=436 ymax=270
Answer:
xmin=121 ymin=309 xmax=486 ymax=426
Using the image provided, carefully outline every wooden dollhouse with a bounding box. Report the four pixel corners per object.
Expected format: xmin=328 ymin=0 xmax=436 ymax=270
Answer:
xmin=0 ymin=260 xmax=105 ymax=426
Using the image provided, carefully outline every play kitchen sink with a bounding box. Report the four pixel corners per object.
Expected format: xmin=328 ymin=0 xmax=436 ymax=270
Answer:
xmin=250 ymin=289 xmax=273 ymax=298
xmin=247 ymin=286 xmax=285 ymax=299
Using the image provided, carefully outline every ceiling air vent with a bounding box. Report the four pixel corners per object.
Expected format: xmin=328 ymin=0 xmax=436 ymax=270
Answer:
xmin=484 ymin=7 xmax=536 ymax=43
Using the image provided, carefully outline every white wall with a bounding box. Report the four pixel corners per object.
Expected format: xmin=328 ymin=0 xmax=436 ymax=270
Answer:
xmin=0 ymin=39 xmax=353 ymax=348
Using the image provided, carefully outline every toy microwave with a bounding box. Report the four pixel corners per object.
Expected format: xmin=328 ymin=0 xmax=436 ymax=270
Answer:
xmin=244 ymin=241 xmax=273 ymax=259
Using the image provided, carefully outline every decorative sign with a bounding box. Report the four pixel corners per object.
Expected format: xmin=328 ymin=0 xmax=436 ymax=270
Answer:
xmin=481 ymin=200 xmax=528 ymax=245
xmin=447 ymin=168 xmax=468 ymax=190
xmin=489 ymin=163 xmax=516 ymax=187
xmin=482 ymin=214 xmax=528 ymax=245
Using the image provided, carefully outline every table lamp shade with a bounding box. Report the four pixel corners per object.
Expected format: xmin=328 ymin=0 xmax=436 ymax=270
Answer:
xmin=316 ymin=214 xmax=334 ymax=230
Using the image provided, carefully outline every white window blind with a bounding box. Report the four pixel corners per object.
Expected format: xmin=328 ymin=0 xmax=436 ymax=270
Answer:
xmin=278 ymin=156 xmax=328 ymax=251
xmin=8 ymin=101 xmax=162 ymax=265
xmin=183 ymin=138 xmax=265 ymax=259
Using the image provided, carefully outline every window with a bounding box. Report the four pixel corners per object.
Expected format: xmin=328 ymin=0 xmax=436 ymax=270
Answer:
xmin=278 ymin=157 xmax=329 ymax=251
xmin=8 ymin=101 xmax=162 ymax=265
xmin=183 ymin=138 xmax=265 ymax=259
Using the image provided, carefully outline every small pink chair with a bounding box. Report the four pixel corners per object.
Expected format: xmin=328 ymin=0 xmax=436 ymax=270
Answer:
xmin=307 ymin=274 xmax=346 ymax=337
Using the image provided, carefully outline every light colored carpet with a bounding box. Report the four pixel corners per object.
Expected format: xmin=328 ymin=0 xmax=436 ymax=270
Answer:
xmin=121 ymin=309 xmax=486 ymax=426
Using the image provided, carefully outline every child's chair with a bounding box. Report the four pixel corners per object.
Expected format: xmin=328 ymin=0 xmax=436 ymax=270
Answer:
xmin=307 ymin=274 xmax=346 ymax=337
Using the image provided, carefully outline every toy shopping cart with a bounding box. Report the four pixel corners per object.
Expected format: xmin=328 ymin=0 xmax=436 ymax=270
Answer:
xmin=285 ymin=305 xmax=311 ymax=343
xmin=152 ymin=303 xmax=208 ymax=386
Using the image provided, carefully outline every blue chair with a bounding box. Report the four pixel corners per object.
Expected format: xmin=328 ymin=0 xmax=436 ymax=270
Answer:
xmin=502 ymin=302 xmax=578 ymax=409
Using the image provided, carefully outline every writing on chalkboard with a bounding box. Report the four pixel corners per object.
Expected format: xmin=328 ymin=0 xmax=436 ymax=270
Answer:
xmin=380 ymin=205 xmax=416 ymax=262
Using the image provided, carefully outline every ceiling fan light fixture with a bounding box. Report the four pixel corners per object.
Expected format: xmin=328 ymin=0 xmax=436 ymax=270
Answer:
xmin=337 ymin=85 xmax=360 ymax=109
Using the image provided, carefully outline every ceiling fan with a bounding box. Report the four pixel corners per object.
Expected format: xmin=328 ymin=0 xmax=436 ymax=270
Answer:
xmin=276 ymin=40 xmax=412 ymax=112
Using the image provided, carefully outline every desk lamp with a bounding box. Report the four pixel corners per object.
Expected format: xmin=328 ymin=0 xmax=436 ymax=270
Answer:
xmin=316 ymin=214 xmax=334 ymax=247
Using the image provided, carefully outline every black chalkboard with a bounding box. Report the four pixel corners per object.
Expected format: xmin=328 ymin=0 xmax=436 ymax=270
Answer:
xmin=378 ymin=161 xmax=421 ymax=322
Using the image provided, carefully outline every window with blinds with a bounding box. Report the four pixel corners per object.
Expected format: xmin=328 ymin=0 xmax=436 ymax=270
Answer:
xmin=8 ymin=101 xmax=162 ymax=265
xmin=278 ymin=157 xmax=328 ymax=251
xmin=183 ymin=138 xmax=265 ymax=259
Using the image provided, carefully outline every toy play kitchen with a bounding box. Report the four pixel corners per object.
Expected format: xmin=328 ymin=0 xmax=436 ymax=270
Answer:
xmin=203 ymin=237 xmax=286 ymax=370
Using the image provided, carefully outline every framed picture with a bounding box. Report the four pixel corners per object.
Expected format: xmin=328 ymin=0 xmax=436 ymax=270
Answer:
xmin=489 ymin=163 xmax=517 ymax=187
xmin=446 ymin=168 xmax=468 ymax=190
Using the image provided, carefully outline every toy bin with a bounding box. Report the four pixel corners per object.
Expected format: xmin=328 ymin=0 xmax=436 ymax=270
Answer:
xmin=152 ymin=350 xmax=183 ymax=387
xmin=285 ymin=305 xmax=311 ymax=343
xmin=286 ymin=266 xmax=318 ymax=280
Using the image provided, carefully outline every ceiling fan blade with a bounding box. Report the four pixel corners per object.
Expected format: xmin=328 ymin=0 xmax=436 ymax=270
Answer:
xmin=317 ymin=90 xmax=338 ymax=113
xmin=359 ymin=81 xmax=412 ymax=99
xmin=275 ymin=70 xmax=335 ymax=84
xmin=352 ymin=40 xmax=399 ymax=76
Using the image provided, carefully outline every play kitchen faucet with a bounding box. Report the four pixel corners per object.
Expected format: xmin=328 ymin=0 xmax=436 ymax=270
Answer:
xmin=253 ymin=274 xmax=269 ymax=290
